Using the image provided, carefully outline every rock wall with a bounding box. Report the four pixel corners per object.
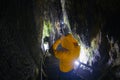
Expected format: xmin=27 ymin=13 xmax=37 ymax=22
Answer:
xmin=0 ymin=0 xmax=44 ymax=80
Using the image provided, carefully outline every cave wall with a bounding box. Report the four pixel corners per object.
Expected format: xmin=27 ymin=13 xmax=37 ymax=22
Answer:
xmin=65 ymin=0 xmax=120 ymax=43
xmin=65 ymin=0 xmax=120 ymax=79
xmin=0 ymin=0 xmax=120 ymax=80
xmin=0 ymin=0 xmax=44 ymax=80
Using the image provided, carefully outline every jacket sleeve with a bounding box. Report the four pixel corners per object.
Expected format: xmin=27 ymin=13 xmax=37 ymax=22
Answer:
xmin=53 ymin=49 xmax=70 ymax=60
xmin=52 ymin=39 xmax=70 ymax=59
xmin=52 ymin=39 xmax=61 ymax=51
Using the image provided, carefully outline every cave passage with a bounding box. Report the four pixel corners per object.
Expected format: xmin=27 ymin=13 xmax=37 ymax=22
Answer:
xmin=0 ymin=0 xmax=120 ymax=80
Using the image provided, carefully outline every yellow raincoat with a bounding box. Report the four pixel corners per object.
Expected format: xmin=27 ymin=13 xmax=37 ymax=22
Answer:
xmin=52 ymin=33 xmax=80 ymax=72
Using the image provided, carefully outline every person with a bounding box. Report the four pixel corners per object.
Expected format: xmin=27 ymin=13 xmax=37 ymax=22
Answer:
xmin=52 ymin=24 xmax=81 ymax=80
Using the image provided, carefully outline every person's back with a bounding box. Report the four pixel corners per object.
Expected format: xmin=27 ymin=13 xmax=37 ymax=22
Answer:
xmin=52 ymin=33 xmax=80 ymax=72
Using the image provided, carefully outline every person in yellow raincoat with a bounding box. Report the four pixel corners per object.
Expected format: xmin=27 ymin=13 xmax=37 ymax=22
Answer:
xmin=52 ymin=24 xmax=81 ymax=80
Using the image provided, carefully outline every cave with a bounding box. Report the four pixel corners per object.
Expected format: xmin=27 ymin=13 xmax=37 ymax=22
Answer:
xmin=0 ymin=0 xmax=120 ymax=80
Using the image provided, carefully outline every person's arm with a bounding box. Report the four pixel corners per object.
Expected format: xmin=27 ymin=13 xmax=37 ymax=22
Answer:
xmin=52 ymin=38 xmax=61 ymax=51
xmin=52 ymin=37 xmax=70 ymax=59
xmin=53 ymin=48 xmax=70 ymax=59
xmin=52 ymin=35 xmax=65 ymax=53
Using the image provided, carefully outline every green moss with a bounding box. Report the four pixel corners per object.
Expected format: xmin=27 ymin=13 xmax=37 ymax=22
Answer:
xmin=43 ymin=20 xmax=52 ymax=39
